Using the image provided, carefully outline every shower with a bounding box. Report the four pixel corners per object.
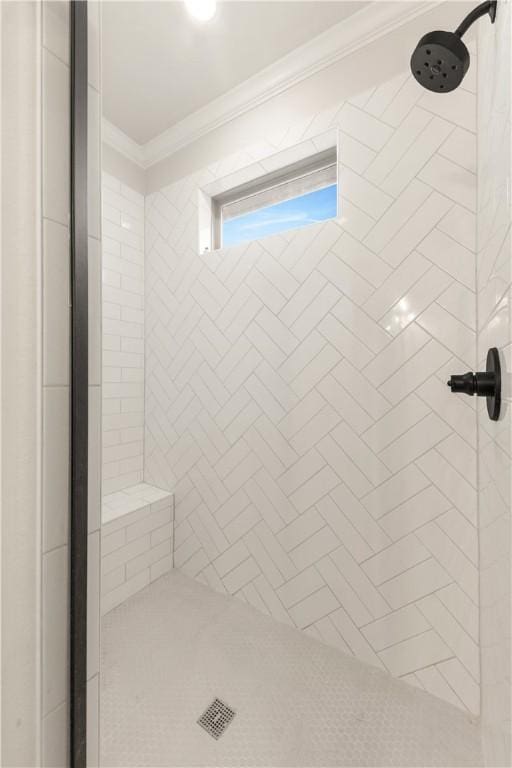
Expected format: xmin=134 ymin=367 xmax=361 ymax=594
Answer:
xmin=410 ymin=0 xmax=497 ymax=92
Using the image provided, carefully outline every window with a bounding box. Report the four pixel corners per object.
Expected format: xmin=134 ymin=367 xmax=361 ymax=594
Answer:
xmin=211 ymin=147 xmax=337 ymax=250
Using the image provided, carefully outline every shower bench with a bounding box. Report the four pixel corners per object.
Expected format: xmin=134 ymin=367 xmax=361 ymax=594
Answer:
xmin=101 ymin=483 xmax=174 ymax=615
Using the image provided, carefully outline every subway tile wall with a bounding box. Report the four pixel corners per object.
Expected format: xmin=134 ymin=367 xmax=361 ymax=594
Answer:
xmin=101 ymin=173 xmax=145 ymax=495
xmin=144 ymin=60 xmax=481 ymax=714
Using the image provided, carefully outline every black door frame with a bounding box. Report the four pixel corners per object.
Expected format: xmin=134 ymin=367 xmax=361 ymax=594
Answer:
xmin=70 ymin=2 xmax=89 ymax=766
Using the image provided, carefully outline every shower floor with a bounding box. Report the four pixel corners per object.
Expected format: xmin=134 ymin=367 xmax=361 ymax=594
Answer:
xmin=100 ymin=570 xmax=482 ymax=767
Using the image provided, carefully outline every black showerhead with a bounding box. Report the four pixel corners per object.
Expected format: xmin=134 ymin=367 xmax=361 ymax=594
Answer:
xmin=411 ymin=31 xmax=469 ymax=93
xmin=411 ymin=1 xmax=497 ymax=93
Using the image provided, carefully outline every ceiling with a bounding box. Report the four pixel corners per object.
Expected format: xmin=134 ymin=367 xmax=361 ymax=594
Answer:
xmin=101 ymin=1 xmax=368 ymax=144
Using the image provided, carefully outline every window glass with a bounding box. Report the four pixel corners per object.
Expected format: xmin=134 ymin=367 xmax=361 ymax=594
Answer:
xmin=222 ymin=182 xmax=337 ymax=249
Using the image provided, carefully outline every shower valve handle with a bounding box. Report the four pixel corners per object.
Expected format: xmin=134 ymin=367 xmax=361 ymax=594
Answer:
xmin=447 ymin=347 xmax=501 ymax=421
xmin=447 ymin=371 xmax=495 ymax=396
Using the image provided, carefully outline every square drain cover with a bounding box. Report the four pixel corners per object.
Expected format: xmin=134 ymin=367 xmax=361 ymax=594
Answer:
xmin=197 ymin=698 xmax=236 ymax=740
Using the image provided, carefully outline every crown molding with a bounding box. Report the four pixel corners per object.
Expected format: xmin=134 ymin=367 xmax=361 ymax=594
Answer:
xmin=102 ymin=118 xmax=145 ymax=167
xmin=103 ymin=1 xmax=440 ymax=170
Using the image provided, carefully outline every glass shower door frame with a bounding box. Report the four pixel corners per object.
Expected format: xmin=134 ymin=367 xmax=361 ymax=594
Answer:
xmin=70 ymin=2 xmax=89 ymax=766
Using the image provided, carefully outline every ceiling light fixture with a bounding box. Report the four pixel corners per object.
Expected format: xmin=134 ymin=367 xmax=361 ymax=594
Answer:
xmin=184 ymin=0 xmax=216 ymax=22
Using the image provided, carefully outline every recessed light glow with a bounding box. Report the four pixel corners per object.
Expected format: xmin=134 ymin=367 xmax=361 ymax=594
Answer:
xmin=184 ymin=0 xmax=216 ymax=22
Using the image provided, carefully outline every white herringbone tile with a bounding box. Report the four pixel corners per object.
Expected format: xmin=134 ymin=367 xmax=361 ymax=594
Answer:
xmin=144 ymin=64 xmax=479 ymax=715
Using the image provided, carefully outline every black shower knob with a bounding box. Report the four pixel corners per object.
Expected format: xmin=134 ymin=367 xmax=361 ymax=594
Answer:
xmin=447 ymin=370 xmax=496 ymax=396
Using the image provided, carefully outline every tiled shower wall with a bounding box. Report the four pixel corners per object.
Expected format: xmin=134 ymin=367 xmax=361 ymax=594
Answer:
xmin=145 ymin=64 xmax=480 ymax=713
xmin=477 ymin=7 xmax=511 ymax=765
xmin=101 ymin=173 xmax=145 ymax=495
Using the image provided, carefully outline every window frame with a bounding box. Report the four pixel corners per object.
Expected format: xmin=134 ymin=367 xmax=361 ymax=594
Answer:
xmin=211 ymin=146 xmax=338 ymax=250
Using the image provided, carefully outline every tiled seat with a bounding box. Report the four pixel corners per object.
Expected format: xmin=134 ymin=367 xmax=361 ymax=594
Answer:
xmin=101 ymin=483 xmax=174 ymax=614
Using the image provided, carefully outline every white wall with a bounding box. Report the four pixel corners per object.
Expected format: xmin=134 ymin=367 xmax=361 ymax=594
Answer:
xmin=477 ymin=6 xmax=512 ymax=765
xmin=144 ymin=59 xmax=481 ymax=714
xmin=1 ymin=3 xmax=42 ymax=763
xmin=101 ymin=173 xmax=145 ymax=496
xmin=40 ymin=3 xmax=72 ymax=762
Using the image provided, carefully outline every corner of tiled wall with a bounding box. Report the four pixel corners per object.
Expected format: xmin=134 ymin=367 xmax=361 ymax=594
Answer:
xmin=477 ymin=4 xmax=512 ymax=765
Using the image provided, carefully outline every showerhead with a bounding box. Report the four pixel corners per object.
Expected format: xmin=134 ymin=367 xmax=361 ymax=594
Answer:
xmin=411 ymin=31 xmax=469 ymax=93
xmin=411 ymin=1 xmax=497 ymax=93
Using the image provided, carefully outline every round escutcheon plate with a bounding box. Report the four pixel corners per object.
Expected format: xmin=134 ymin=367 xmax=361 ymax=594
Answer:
xmin=486 ymin=347 xmax=501 ymax=421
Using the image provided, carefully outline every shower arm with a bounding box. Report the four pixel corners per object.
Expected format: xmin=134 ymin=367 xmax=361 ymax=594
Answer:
xmin=455 ymin=0 xmax=497 ymax=37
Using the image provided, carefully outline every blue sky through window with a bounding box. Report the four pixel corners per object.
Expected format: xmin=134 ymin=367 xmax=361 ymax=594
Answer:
xmin=222 ymin=183 xmax=337 ymax=248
